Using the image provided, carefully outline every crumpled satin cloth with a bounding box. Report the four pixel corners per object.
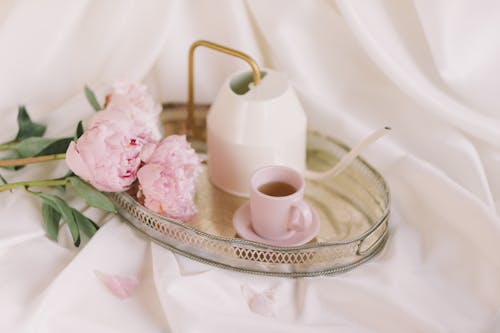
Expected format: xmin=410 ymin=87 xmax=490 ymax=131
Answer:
xmin=0 ymin=1 xmax=499 ymax=332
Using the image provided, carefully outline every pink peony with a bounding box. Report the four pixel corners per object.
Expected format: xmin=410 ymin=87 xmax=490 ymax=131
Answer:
xmin=66 ymin=123 xmax=143 ymax=192
xmin=66 ymin=82 xmax=162 ymax=192
xmin=137 ymin=135 xmax=201 ymax=221
xmin=145 ymin=135 xmax=200 ymax=168
xmin=92 ymin=82 xmax=162 ymax=141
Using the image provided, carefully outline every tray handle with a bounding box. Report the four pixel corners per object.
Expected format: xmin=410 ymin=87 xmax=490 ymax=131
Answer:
xmin=356 ymin=217 xmax=389 ymax=256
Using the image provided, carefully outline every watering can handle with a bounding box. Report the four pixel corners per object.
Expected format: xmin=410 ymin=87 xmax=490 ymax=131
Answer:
xmin=187 ymin=40 xmax=262 ymax=136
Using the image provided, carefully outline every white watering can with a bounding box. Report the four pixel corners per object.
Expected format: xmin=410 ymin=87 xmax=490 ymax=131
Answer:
xmin=187 ymin=40 xmax=389 ymax=197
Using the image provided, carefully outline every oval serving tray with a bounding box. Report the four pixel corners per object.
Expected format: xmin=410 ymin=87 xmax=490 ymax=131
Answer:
xmin=109 ymin=105 xmax=390 ymax=277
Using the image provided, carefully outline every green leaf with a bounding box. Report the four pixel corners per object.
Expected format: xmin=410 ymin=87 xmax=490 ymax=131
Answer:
xmin=42 ymin=202 xmax=61 ymax=240
xmin=72 ymin=209 xmax=99 ymax=238
xmin=10 ymin=137 xmax=52 ymax=157
xmin=84 ymin=86 xmax=102 ymax=111
xmin=37 ymin=137 xmax=73 ymax=156
xmin=31 ymin=192 xmax=80 ymax=246
xmin=69 ymin=177 xmax=116 ymax=213
xmin=75 ymin=121 xmax=84 ymax=139
xmin=15 ymin=106 xmax=46 ymax=141
xmin=68 ymin=177 xmax=116 ymax=213
xmin=13 ymin=137 xmax=72 ymax=158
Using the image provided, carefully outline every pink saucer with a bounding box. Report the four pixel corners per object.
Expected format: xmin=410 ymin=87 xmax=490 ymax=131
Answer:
xmin=232 ymin=202 xmax=321 ymax=247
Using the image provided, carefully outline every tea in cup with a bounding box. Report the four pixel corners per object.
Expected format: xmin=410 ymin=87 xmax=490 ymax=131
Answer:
xmin=233 ymin=165 xmax=320 ymax=246
xmin=250 ymin=166 xmax=313 ymax=241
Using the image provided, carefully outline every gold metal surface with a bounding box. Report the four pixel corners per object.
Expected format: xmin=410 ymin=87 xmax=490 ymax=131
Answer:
xmin=110 ymin=104 xmax=390 ymax=277
xmin=160 ymin=104 xmax=385 ymax=242
xmin=187 ymin=40 xmax=262 ymax=137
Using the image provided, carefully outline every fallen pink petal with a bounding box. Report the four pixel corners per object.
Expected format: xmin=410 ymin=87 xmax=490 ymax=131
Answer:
xmin=241 ymin=285 xmax=276 ymax=317
xmin=94 ymin=270 xmax=139 ymax=300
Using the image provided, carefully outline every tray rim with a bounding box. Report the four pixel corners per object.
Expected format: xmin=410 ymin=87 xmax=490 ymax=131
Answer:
xmin=121 ymin=212 xmax=389 ymax=278
xmin=110 ymin=130 xmax=391 ymax=276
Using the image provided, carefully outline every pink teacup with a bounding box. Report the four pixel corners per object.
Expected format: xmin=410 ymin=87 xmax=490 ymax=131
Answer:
xmin=249 ymin=166 xmax=313 ymax=241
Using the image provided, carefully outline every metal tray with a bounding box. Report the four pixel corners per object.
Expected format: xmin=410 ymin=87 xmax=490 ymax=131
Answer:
xmin=109 ymin=104 xmax=390 ymax=277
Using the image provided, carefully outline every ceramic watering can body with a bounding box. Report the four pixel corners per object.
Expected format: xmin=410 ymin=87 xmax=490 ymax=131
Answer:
xmin=207 ymin=69 xmax=307 ymax=197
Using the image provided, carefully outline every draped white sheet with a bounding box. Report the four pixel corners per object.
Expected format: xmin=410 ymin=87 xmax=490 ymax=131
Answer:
xmin=1 ymin=1 xmax=499 ymax=332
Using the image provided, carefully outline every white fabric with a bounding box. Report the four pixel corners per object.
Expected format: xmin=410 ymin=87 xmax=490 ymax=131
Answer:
xmin=1 ymin=0 xmax=499 ymax=332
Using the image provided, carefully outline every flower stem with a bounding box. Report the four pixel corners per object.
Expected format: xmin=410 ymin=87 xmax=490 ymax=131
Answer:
xmin=0 ymin=141 xmax=18 ymax=151
xmin=0 ymin=178 xmax=68 ymax=192
xmin=0 ymin=153 xmax=66 ymax=167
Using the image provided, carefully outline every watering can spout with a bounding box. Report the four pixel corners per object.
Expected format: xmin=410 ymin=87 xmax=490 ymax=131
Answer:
xmin=305 ymin=126 xmax=391 ymax=181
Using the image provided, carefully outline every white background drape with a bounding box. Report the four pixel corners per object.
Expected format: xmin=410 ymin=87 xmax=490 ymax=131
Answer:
xmin=1 ymin=1 xmax=499 ymax=332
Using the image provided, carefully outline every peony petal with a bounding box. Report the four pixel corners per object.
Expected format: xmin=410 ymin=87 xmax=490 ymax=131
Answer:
xmin=137 ymin=135 xmax=201 ymax=221
xmin=65 ymin=82 xmax=165 ymax=194
xmin=137 ymin=164 xmax=163 ymax=193
xmin=94 ymin=270 xmax=139 ymax=300
xmin=147 ymin=135 xmax=200 ymax=168
xmin=140 ymin=142 xmax=158 ymax=163
xmin=137 ymin=163 xmax=199 ymax=221
xmin=241 ymin=285 xmax=276 ymax=317
xmin=65 ymin=141 xmax=93 ymax=181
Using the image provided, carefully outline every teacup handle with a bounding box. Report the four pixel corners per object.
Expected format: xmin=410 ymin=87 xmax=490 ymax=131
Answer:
xmin=289 ymin=200 xmax=313 ymax=232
